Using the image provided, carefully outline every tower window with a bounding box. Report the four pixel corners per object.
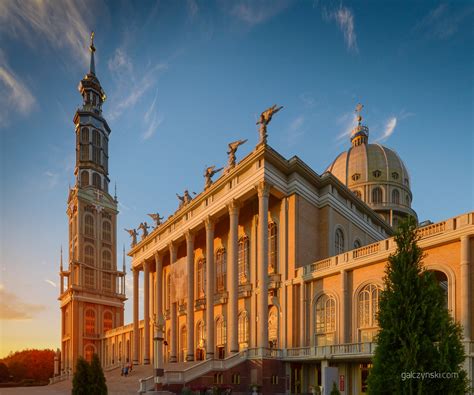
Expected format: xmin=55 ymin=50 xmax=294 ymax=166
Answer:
xmin=92 ymin=173 xmax=101 ymax=189
xmin=80 ymin=171 xmax=89 ymax=187
xmin=392 ymin=189 xmax=400 ymax=205
xmin=102 ymin=220 xmax=112 ymax=242
xmin=92 ymin=130 xmax=101 ymax=165
xmin=85 ymin=309 xmax=96 ymax=335
xmin=81 ymin=128 xmax=89 ymax=142
xmin=268 ymin=222 xmax=278 ymax=274
xmin=335 ymin=228 xmax=345 ymax=254
xmin=85 ymin=214 xmax=94 ymax=236
xmin=372 ymin=187 xmax=382 ymax=204
xmin=102 ymin=250 xmax=112 ymax=270
xmin=84 ymin=245 xmax=95 ymax=266
xmin=103 ymin=311 xmax=113 ymax=332
xmin=372 ymin=170 xmax=381 ymax=178
xmin=80 ymin=144 xmax=89 ymax=161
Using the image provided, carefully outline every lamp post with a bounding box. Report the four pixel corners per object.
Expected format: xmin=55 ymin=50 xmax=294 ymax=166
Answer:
xmin=153 ymin=314 xmax=165 ymax=391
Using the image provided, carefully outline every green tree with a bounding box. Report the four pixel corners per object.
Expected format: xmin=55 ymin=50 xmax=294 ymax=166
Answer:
xmin=330 ymin=381 xmax=341 ymax=395
xmin=368 ymin=218 xmax=469 ymax=394
xmin=89 ymin=353 xmax=107 ymax=395
xmin=72 ymin=357 xmax=91 ymax=395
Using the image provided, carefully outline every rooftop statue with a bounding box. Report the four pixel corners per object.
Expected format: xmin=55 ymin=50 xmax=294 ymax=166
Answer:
xmin=204 ymin=165 xmax=223 ymax=189
xmin=148 ymin=213 xmax=164 ymax=227
xmin=124 ymin=228 xmax=138 ymax=247
xmin=227 ymin=139 xmax=247 ymax=169
xmin=138 ymin=222 xmax=150 ymax=239
xmin=256 ymin=104 xmax=283 ymax=145
xmin=177 ymin=190 xmax=195 ymax=208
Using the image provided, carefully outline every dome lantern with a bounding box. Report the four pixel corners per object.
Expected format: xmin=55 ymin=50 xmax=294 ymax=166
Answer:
xmin=351 ymin=103 xmax=369 ymax=147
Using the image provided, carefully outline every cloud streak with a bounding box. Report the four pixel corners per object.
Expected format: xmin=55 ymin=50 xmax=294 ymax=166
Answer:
xmin=322 ymin=5 xmax=358 ymax=53
xmin=44 ymin=279 xmax=57 ymax=288
xmin=0 ymin=50 xmax=36 ymax=127
xmin=225 ymin=0 xmax=292 ymax=26
xmin=0 ymin=0 xmax=93 ymax=66
xmin=375 ymin=117 xmax=397 ymax=142
xmin=0 ymin=288 xmax=46 ymax=320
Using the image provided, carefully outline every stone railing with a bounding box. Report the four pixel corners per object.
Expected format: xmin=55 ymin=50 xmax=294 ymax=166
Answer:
xmin=138 ymin=375 xmax=155 ymax=393
xmin=282 ymin=342 xmax=376 ymax=360
xmin=303 ymin=212 xmax=473 ymax=276
xmin=49 ymin=371 xmax=72 ymax=384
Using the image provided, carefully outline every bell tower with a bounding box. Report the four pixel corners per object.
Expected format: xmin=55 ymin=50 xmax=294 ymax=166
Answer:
xmin=59 ymin=32 xmax=126 ymax=373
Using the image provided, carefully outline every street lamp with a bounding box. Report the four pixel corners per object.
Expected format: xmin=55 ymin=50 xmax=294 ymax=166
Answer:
xmin=153 ymin=313 xmax=166 ymax=391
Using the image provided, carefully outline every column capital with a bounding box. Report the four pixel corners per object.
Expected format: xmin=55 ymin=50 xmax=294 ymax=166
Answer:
xmin=205 ymin=216 xmax=214 ymax=231
xmin=168 ymin=241 xmax=176 ymax=254
xmin=256 ymin=180 xmax=271 ymax=198
xmin=154 ymin=251 xmax=163 ymax=263
xmin=227 ymin=199 xmax=241 ymax=216
xmin=461 ymin=235 xmax=471 ymax=243
xmin=185 ymin=230 xmax=195 ymax=243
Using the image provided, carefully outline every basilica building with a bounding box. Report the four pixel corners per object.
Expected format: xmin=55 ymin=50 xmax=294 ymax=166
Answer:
xmin=58 ymin=37 xmax=473 ymax=395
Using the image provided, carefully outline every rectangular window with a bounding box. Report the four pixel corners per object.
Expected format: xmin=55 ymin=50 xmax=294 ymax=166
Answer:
xmin=85 ymin=268 xmax=95 ymax=288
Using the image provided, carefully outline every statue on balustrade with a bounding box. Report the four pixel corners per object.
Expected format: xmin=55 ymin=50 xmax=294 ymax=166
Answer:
xmin=138 ymin=222 xmax=150 ymax=239
xmin=204 ymin=165 xmax=223 ymax=189
xmin=227 ymin=139 xmax=247 ymax=170
xmin=256 ymin=104 xmax=283 ymax=145
xmin=148 ymin=212 xmax=164 ymax=228
xmin=124 ymin=228 xmax=138 ymax=247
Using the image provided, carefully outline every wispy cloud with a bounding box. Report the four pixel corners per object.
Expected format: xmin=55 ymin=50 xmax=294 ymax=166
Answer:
xmin=0 ymin=0 xmax=93 ymax=66
xmin=44 ymin=171 xmax=59 ymax=189
xmin=336 ymin=111 xmax=357 ymax=141
xmin=285 ymin=115 xmax=305 ymax=146
xmin=375 ymin=117 xmax=397 ymax=142
xmin=324 ymin=6 xmax=358 ymax=53
xmin=187 ymin=0 xmax=199 ymax=19
xmin=142 ymin=90 xmax=164 ymax=140
xmin=413 ymin=3 xmax=474 ymax=40
xmin=224 ymin=0 xmax=292 ymax=26
xmin=0 ymin=50 xmax=36 ymax=128
xmin=299 ymin=92 xmax=318 ymax=108
xmin=0 ymin=288 xmax=45 ymax=320
xmin=44 ymin=279 xmax=57 ymax=288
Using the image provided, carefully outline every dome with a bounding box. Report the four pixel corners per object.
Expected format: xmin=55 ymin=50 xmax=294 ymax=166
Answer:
xmin=325 ymin=104 xmax=417 ymax=227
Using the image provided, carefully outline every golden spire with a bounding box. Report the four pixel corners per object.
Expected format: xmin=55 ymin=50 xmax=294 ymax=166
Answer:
xmin=88 ymin=31 xmax=96 ymax=75
xmin=89 ymin=31 xmax=95 ymax=52
xmin=355 ymin=103 xmax=364 ymax=125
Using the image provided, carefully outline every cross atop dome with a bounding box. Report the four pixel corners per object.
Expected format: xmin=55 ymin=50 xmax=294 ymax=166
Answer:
xmin=89 ymin=31 xmax=96 ymax=75
xmin=351 ymin=102 xmax=369 ymax=147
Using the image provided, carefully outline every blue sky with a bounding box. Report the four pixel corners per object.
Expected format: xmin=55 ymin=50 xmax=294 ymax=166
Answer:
xmin=0 ymin=0 xmax=473 ymax=356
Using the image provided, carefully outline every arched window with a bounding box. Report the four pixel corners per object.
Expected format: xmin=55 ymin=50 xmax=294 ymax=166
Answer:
xmin=354 ymin=239 xmax=361 ymax=249
xmin=196 ymin=321 xmax=205 ymax=350
xmin=335 ymin=228 xmax=345 ymax=254
xmin=85 ymin=214 xmax=94 ymax=236
xmin=238 ymin=311 xmax=249 ymax=346
xmin=92 ymin=173 xmax=101 ymax=189
xmin=85 ymin=309 xmax=96 ymax=336
xmin=84 ymin=344 xmax=95 ymax=363
xmin=102 ymin=220 xmax=112 ymax=242
xmin=84 ymin=268 xmax=95 ymax=288
xmin=216 ymin=317 xmax=227 ymax=346
xmin=166 ymin=274 xmax=171 ymax=310
xmin=430 ymin=270 xmax=448 ymax=308
xmin=268 ymin=306 xmax=278 ymax=348
xmin=102 ymin=250 xmax=112 ymax=291
xmin=268 ymin=222 xmax=278 ymax=274
xmin=315 ymin=294 xmax=336 ymax=346
xmin=180 ymin=326 xmax=187 ymax=362
xmin=238 ymin=236 xmax=249 ymax=284
xmin=80 ymin=171 xmax=89 ymax=187
xmin=392 ymin=189 xmax=400 ymax=204
xmin=358 ymin=283 xmax=382 ymax=342
xmin=196 ymin=258 xmax=205 ymax=299
xmin=103 ymin=311 xmax=113 ymax=332
xmin=215 ymin=248 xmax=226 ymax=293
xmin=372 ymin=187 xmax=382 ymax=204
xmin=405 ymin=195 xmax=410 ymax=206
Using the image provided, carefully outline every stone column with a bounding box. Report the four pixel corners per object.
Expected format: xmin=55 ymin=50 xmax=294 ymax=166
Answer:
xmin=154 ymin=252 xmax=164 ymax=389
xmin=257 ymin=181 xmax=270 ymax=349
xmin=205 ymin=217 xmax=215 ymax=359
xmin=143 ymin=261 xmax=150 ymax=364
xmin=133 ymin=268 xmax=139 ymax=364
xmin=461 ymin=235 xmax=471 ymax=340
xmin=228 ymin=199 xmax=240 ymax=354
xmin=299 ymin=283 xmax=305 ymax=347
xmin=169 ymin=243 xmax=178 ymax=363
xmin=340 ymin=270 xmax=349 ymax=343
xmin=186 ymin=231 xmax=195 ymax=361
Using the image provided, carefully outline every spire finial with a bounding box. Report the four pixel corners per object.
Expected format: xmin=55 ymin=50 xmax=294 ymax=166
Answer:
xmin=355 ymin=103 xmax=364 ymax=125
xmin=89 ymin=31 xmax=96 ymax=75
xmin=114 ymin=182 xmax=117 ymax=201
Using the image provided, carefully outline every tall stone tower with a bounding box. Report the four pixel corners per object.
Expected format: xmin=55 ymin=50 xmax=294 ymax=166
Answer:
xmin=59 ymin=33 xmax=126 ymax=373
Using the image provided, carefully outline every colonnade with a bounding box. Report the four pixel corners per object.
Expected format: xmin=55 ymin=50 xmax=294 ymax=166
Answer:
xmin=132 ymin=182 xmax=271 ymax=364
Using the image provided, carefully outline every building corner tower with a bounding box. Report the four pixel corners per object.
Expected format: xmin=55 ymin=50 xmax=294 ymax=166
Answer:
xmin=59 ymin=33 xmax=126 ymax=373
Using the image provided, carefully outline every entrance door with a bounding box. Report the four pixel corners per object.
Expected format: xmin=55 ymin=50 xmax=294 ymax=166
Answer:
xmin=290 ymin=363 xmax=302 ymax=394
xmin=360 ymin=363 xmax=372 ymax=394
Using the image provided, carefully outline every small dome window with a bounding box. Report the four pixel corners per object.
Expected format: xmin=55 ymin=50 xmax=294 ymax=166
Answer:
xmin=351 ymin=173 xmax=361 ymax=181
xmin=404 ymin=178 xmax=409 ymax=186
xmin=392 ymin=172 xmax=399 ymax=180
xmin=373 ymin=170 xmax=381 ymax=178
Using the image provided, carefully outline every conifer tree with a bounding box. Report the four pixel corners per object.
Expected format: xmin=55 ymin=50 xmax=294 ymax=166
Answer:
xmin=90 ymin=353 xmax=107 ymax=395
xmin=368 ymin=218 xmax=469 ymax=394
xmin=72 ymin=357 xmax=91 ymax=395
